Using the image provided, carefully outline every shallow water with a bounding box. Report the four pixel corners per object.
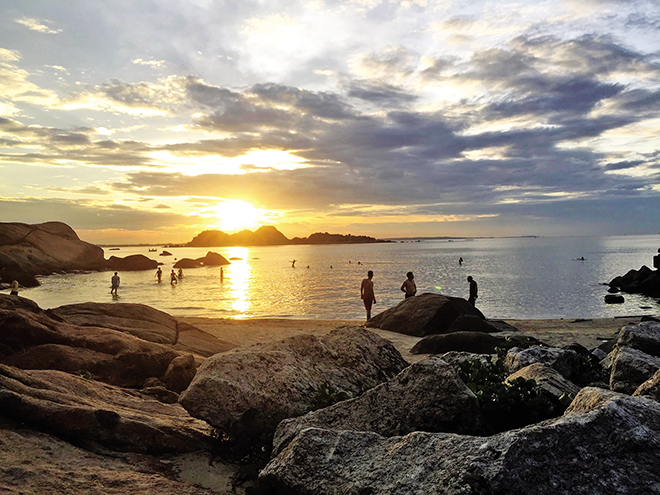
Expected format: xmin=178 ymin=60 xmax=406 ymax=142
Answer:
xmin=20 ymin=234 xmax=660 ymax=321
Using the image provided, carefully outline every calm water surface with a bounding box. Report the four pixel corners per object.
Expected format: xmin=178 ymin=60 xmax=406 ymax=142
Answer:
xmin=21 ymin=235 xmax=660 ymax=321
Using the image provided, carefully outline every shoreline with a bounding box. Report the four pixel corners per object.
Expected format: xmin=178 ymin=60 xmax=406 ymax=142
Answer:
xmin=177 ymin=315 xmax=648 ymax=363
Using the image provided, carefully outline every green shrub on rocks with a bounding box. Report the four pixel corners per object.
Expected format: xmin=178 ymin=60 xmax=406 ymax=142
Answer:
xmin=455 ymin=353 xmax=567 ymax=435
xmin=309 ymin=382 xmax=350 ymax=412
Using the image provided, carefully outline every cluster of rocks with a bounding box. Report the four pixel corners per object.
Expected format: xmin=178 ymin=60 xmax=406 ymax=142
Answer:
xmin=3 ymin=288 xmax=660 ymax=493
xmin=259 ymin=306 xmax=660 ymax=494
xmin=0 ymin=221 xmax=231 ymax=289
xmin=607 ymin=250 xmax=660 ymax=303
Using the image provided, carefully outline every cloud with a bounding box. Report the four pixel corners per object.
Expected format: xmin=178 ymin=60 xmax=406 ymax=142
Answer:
xmin=58 ymin=76 xmax=189 ymax=116
xmin=0 ymin=197 xmax=191 ymax=232
xmin=15 ymin=17 xmax=62 ymax=34
xmin=132 ymin=58 xmax=166 ymax=67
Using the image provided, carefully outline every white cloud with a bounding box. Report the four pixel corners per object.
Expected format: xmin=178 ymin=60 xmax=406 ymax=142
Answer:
xmin=0 ymin=48 xmax=21 ymax=63
xmin=15 ymin=17 xmax=63 ymax=34
xmin=132 ymin=58 xmax=166 ymax=68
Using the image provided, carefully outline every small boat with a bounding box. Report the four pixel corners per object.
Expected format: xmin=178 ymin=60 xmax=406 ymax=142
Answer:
xmin=148 ymin=248 xmax=157 ymax=252
xmin=108 ymin=248 xmax=120 ymax=251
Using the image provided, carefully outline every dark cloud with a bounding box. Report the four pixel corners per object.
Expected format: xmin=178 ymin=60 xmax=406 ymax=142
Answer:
xmin=345 ymin=81 xmax=418 ymax=107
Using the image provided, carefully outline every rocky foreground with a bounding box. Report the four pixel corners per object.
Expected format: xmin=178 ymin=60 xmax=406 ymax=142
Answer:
xmin=1 ymin=292 xmax=660 ymax=494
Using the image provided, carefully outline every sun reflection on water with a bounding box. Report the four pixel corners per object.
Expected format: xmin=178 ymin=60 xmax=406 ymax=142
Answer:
xmin=225 ymin=247 xmax=252 ymax=317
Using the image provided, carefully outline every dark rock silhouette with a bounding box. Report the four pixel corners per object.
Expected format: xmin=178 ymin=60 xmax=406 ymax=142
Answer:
xmin=411 ymin=331 xmax=534 ymax=355
xmin=197 ymin=251 xmax=230 ymax=266
xmin=609 ymin=264 xmax=660 ymax=297
xmin=0 ymin=221 xmax=105 ymax=287
xmin=366 ymin=293 xmax=484 ymax=337
xmin=604 ymin=294 xmax=625 ymax=304
xmin=187 ymin=225 xmax=385 ymax=247
xmin=173 ymin=258 xmax=202 ymax=269
xmin=106 ymin=254 xmax=158 ymax=271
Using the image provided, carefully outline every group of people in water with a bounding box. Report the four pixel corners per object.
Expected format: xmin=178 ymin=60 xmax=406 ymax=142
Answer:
xmin=109 ymin=266 xmax=186 ymax=296
xmin=154 ymin=266 xmax=183 ymax=285
xmin=360 ymin=269 xmax=478 ymax=321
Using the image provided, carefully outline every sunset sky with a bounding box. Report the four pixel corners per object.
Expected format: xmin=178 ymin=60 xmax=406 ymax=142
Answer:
xmin=1 ymin=0 xmax=659 ymax=244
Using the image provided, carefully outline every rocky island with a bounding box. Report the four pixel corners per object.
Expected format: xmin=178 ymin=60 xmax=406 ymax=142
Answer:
xmin=186 ymin=225 xmax=388 ymax=247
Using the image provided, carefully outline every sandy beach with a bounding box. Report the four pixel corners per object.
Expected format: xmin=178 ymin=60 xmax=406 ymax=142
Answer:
xmin=178 ymin=315 xmax=647 ymax=363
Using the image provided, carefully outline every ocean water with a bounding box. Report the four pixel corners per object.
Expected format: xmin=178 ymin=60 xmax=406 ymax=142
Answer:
xmin=19 ymin=235 xmax=660 ymax=321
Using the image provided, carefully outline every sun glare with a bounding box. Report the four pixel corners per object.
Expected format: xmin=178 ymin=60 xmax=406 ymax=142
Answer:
xmin=215 ymin=200 xmax=267 ymax=232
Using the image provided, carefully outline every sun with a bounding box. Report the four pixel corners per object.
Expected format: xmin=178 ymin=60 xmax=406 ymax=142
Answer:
xmin=215 ymin=200 xmax=267 ymax=232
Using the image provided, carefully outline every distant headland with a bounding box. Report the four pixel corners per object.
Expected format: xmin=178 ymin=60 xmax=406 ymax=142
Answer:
xmin=180 ymin=225 xmax=390 ymax=248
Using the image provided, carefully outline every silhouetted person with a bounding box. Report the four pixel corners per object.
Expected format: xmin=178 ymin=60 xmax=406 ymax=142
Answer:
xmin=401 ymin=271 xmax=416 ymax=299
xmin=178 ymin=268 xmax=183 ymax=279
xmin=111 ymin=272 xmax=120 ymax=295
xmin=361 ymin=270 xmax=376 ymax=320
xmin=156 ymin=267 xmax=162 ymax=283
xmin=459 ymin=257 xmax=463 ymax=265
xmin=220 ymin=267 xmax=224 ymax=282
xmin=291 ymin=259 xmax=296 ymax=268
xmin=467 ymin=276 xmax=478 ymax=306
xmin=654 ymin=248 xmax=660 ymax=269
xmin=170 ymin=270 xmax=177 ymax=285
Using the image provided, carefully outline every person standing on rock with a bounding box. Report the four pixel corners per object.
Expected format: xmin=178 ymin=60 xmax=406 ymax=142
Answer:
xmin=467 ymin=276 xmax=478 ymax=306
xmin=9 ymin=280 xmax=19 ymax=296
xmin=110 ymin=272 xmax=120 ymax=295
xmin=361 ymin=270 xmax=376 ymax=321
xmin=401 ymin=271 xmax=417 ymax=299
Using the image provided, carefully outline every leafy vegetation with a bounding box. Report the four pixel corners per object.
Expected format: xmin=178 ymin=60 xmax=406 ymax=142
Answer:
xmin=455 ymin=344 xmax=568 ymax=435
xmin=308 ymin=382 xmax=350 ymax=412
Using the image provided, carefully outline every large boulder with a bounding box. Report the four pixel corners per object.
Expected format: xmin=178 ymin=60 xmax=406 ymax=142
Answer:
xmin=411 ymin=331 xmax=508 ymax=355
xmin=0 ymin=221 xmax=106 ymax=286
xmin=180 ymin=326 xmax=409 ymax=441
xmin=609 ymin=346 xmax=660 ymax=395
xmin=616 ymin=321 xmax=660 ymax=357
xmin=0 ymin=364 xmax=212 ymax=454
xmin=272 ymin=357 xmax=480 ymax=456
xmin=366 ymin=293 xmax=485 ymax=337
xmin=445 ymin=315 xmax=515 ymax=333
xmin=173 ymin=258 xmax=202 ymax=269
xmin=49 ymin=302 xmax=179 ymax=345
xmin=260 ymin=387 xmax=660 ymax=494
xmin=0 ymin=296 xmax=183 ymax=389
xmin=196 ymin=251 xmax=230 ymax=266
xmin=105 ymin=254 xmax=158 ymax=271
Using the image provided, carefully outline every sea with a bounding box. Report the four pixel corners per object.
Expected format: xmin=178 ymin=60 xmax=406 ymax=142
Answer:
xmin=19 ymin=234 xmax=660 ymax=321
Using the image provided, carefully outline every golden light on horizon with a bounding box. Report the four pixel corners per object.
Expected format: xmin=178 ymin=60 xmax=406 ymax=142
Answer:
xmin=215 ymin=199 xmax=267 ymax=232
